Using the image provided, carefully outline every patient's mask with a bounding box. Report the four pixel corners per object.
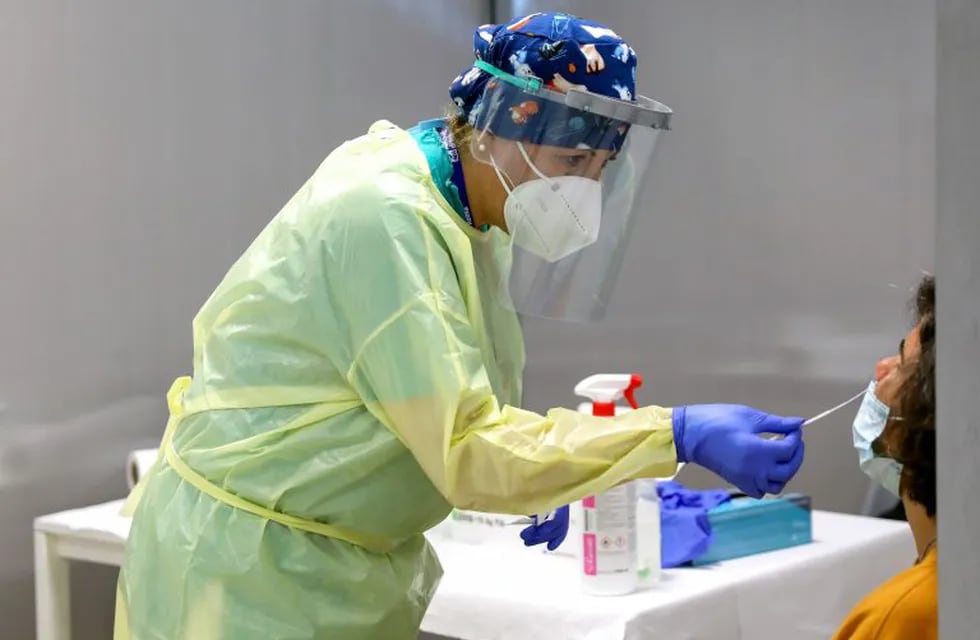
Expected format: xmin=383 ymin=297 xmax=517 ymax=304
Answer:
xmin=852 ymin=380 xmax=904 ymax=497
xmin=491 ymin=143 xmax=603 ymax=263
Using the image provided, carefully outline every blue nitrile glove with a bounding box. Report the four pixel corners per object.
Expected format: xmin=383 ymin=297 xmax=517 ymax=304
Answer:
xmin=656 ymin=480 xmax=732 ymax=567
xmin=672 ymin=405 xmax=805 ymax=499
xmin=519 ymin=506 xmax=570 ymax=551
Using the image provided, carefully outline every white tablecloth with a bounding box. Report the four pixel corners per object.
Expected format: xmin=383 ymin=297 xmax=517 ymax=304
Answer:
xmin=35 ymin=504 xmax=913 ymax=640
xmin=424 ymin=511 xmax=914 ymax=640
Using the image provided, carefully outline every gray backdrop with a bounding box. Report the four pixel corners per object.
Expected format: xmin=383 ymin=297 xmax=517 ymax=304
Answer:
xmin=936 ymin=0 xmax=980 ymax=636
xmin=2 ymin=1 xmax=936 ymax=639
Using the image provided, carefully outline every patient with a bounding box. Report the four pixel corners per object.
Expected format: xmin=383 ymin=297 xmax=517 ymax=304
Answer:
xmin=832 ymin=276 xmax=936 ymax=640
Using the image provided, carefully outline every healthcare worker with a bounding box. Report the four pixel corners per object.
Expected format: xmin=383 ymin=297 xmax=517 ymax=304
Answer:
xmin=115 ymin=13 xmax=805 ymax=640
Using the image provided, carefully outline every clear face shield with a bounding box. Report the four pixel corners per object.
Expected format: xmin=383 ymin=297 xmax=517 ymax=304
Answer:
xmin=468 ymin=61 xmax=672 ymax=322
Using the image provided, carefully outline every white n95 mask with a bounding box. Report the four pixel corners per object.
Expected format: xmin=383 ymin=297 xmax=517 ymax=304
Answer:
xmin=491 ymin=143 xmax=602 ymax=263
xmin=852 ymin=380 xmax=904 ymax=497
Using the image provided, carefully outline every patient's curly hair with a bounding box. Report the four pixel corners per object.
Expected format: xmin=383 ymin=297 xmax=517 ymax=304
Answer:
xmin=889 ymin=276 xmax=936 ymax=517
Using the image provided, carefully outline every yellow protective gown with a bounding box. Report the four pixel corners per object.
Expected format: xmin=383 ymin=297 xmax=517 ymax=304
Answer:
xmin=114 ymin=120 xmax=678 ymax=640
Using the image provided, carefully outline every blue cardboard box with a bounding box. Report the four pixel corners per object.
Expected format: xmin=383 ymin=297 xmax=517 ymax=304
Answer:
xmin=692 ymin=493 xmax=813 ymax=565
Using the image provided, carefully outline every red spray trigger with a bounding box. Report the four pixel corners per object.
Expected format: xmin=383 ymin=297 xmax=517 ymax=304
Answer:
xmin=623 ymin=373 xmax=643 ymax=410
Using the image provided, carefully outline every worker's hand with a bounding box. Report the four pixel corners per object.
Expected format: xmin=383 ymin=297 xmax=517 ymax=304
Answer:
xmin=673 ymin=405 xmax=805 ymax=498
xmin=519 ymin=506 xmax=570 ymax=551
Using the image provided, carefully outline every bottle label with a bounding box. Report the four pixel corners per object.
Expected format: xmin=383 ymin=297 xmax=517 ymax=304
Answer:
xmin=582 ymin=485 xmax=637 ymax=576
xmin=583 ymin=533 xmax=597 ymax=575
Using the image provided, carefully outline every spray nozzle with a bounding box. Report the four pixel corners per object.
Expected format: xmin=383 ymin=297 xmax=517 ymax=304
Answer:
xmin=624 ymin=373 xmax=643 ymax=410
xmin=575 ymin=373 xmax=644 ymax=413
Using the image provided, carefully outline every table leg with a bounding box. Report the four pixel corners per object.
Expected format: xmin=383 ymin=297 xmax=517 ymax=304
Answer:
xmin=35 ymin=530 xmax=71 ymax=640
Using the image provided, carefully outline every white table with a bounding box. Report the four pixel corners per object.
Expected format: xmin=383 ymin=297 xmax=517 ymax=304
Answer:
xmin=34 ymin=501 xmax=132 ymax=640
xmin=35 ymin=501 xmax=914 ymax=640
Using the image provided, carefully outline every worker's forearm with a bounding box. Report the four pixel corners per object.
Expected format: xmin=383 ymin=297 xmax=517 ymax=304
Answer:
xmin=381 ymin=392 xmax=678 ymax=515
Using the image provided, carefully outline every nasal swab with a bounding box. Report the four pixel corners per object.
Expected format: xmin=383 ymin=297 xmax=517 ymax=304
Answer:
xmin=803 ymin=388 xmax=867 ymax=426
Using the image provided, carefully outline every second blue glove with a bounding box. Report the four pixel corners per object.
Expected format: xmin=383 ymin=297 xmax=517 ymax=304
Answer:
xmin=519 ymin=505 xmax=570 ymax=551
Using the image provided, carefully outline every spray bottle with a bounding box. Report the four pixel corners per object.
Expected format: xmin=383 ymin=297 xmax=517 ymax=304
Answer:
xmin=574 ymin=373 xmax=647 ymax=596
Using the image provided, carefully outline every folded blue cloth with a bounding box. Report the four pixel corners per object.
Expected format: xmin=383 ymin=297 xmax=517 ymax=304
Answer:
xmin=648 ymin=480 xmax=732 ymax=568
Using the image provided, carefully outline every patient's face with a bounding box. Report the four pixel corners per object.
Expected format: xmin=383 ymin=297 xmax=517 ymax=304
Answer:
xmin=873 ymin=321 xmax=923 ymax=453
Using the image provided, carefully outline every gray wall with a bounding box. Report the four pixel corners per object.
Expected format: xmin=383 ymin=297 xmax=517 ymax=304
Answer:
xmin=0 ymin=2 xmax=488 ymax=638
xmin=936 ymin=0 xmax=980 ymax=635
xmin=510 ymin=0 xmax=935 ymax=510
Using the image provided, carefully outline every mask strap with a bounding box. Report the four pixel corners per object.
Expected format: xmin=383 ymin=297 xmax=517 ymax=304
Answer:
xmin=517 ymin=142 xmax=552 ymax=182
xmin=489 ymin=153 xmax=515 ymax=195
xmin=488 ymin=140 xmax=551 ymax=195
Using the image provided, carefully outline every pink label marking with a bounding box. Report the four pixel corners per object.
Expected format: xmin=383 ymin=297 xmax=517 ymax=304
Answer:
xmin=583 ymin=533 xmax=597 ymax=575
